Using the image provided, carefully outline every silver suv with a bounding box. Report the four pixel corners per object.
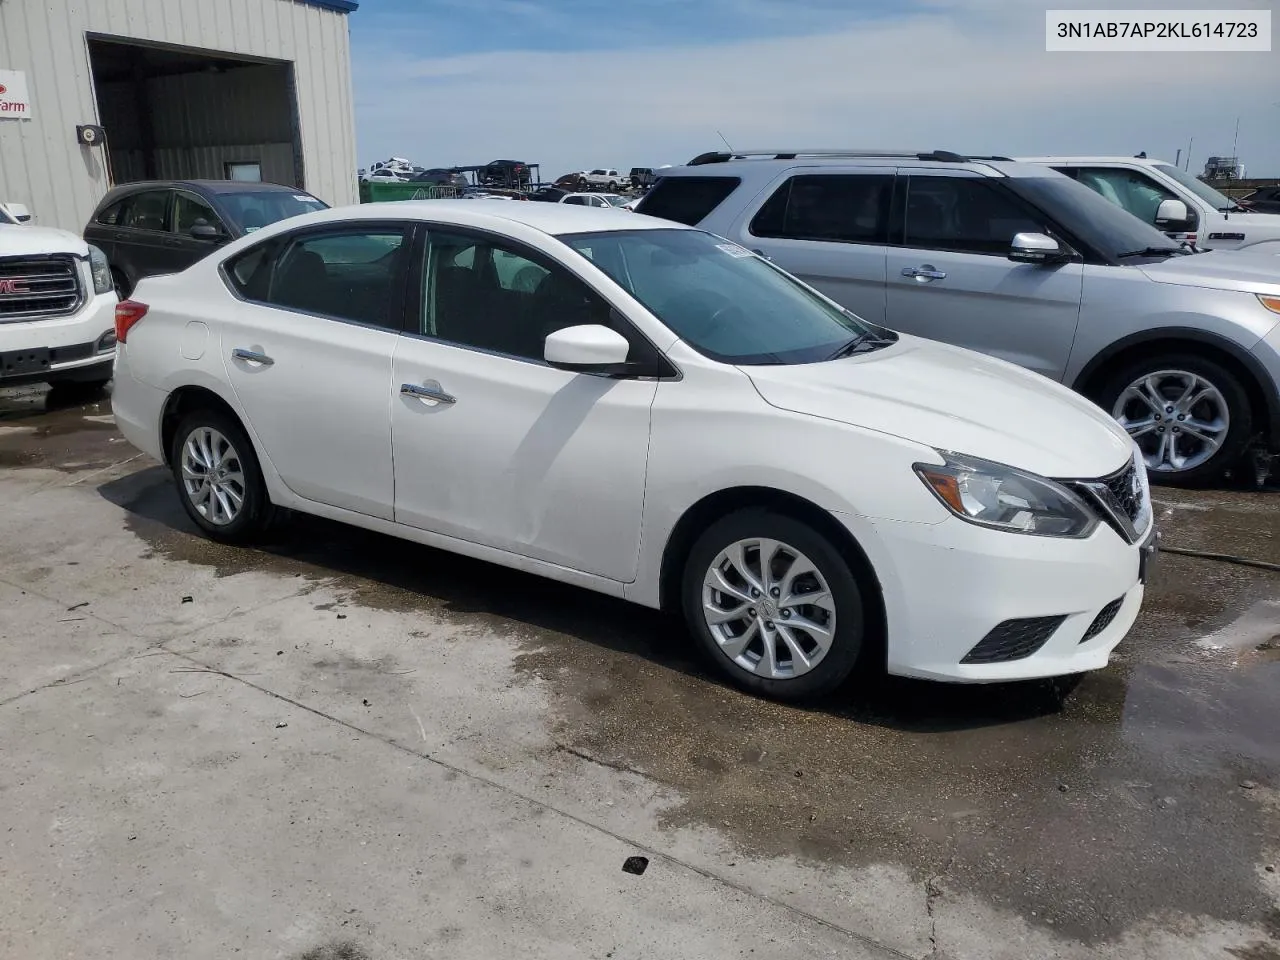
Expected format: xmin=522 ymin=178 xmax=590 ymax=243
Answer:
xmin=634 ymin=149 xmax=1280 ymax=484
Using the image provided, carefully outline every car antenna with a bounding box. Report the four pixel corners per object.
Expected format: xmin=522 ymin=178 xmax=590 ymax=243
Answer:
xmin=716 ymin=130 xmax=735 ymax=154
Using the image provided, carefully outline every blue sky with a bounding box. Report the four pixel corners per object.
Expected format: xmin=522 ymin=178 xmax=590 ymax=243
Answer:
xmin=349 ymin=0 xmax=1280 ymax=179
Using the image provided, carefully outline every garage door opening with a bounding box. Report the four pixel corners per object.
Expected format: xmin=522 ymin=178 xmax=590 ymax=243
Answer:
xmin=88 ymin=36 xmax=302 ymax=189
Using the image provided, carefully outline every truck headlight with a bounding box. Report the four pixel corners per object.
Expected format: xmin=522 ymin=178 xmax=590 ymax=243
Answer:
xmin=88 ymin=244 xmax=113 ymax=295
xmin=914 ymin=452 xmax=1098 ymax=538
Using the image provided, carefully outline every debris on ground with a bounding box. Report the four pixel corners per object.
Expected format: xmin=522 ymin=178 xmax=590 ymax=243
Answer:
xmin=621 ymin=856 xmax=649 ymax=876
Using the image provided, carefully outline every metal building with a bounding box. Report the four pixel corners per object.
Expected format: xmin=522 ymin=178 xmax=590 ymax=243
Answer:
xmin=0 ymin=0 xmax=359 ymax=233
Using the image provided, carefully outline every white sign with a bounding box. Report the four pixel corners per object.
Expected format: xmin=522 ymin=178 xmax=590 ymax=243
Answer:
xmin=1046 ymin=10 xmax=1271 ymax=52
xmin=0 ymin=70 xmax=33 ymax=119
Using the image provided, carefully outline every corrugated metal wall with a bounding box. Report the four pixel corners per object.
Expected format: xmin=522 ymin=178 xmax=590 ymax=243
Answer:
xmin=0 ymin=0 xmax=358 ymax=232
xmin=96 ymin=64 xmax=298 ymax=184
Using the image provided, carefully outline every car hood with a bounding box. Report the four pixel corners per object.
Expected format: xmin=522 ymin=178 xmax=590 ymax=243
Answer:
xmin=743 ymin=336 xmax=1134 ymax=479
xmin=0 ymin=224 xmax=88 ymax=258
xmin=1138 ymin=250 xmax=1280 ymax=296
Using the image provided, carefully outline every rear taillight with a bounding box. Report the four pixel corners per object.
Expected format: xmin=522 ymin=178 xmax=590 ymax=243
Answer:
xmin=114 ymin=300 xmax=149 ymax=343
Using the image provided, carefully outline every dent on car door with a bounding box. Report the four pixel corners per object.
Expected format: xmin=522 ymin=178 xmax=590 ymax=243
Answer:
xmin=883 ymin=172 xmax=1084 ymax=380
xmin=390 ymin=227 xmax=657 ymax=582
xmin=219 ymin=224 xmax=409 ymax=519
xmin=733 ymin=170 xmax=893 ymax=325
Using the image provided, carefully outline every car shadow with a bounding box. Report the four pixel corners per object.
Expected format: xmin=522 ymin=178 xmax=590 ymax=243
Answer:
xmin=98 ymin=465 xmax=1078 ymax=733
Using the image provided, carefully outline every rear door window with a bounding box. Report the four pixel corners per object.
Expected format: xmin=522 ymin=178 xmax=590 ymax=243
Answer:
xmin=635 ymin=176 xmax=741 ymax=226
xmin=750 ymin=174 xmax=893 ymax=244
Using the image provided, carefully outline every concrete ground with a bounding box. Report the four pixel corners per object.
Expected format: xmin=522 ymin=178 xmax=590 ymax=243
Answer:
xmin=0 ymin=382 xmax=1277 ymax=960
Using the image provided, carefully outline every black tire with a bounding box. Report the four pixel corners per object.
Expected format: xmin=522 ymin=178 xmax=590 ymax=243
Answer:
xmin=682 ymin=509 xmax=866 ymax=702
xmin=1095 ymin=352 xmax=1252 ymax=487
xmin=169 ymin=407 xmax=276 ymax=544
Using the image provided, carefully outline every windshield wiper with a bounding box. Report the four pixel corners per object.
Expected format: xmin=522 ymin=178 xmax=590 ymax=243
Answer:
xmin=1116 ymin=247 xmax=1182 ymax=260
xmin=826 ymin=333 xmax=896 ymax=361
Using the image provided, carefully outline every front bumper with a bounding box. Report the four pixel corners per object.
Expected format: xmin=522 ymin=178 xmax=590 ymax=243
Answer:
xmin=841 ymin=510 xmax=1153 ymax=682
xmin=0 ymin=291 xmax=117 ymax=386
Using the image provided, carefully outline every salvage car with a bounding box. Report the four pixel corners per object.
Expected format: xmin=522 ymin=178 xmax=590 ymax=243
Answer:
xmin=638 ymin=149 xmax=1280 ymax=484
xmin=1 ymin=200 xmax=117 ymax=389
xmin=84 ymin=181 xmax=328 ymax=298
xmin=112 ymin=201 xmax=1157 ymax=702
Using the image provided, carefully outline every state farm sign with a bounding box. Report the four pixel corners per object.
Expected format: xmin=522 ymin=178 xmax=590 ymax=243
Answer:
xmin=0 ymin=70 xmax=33 ymax=119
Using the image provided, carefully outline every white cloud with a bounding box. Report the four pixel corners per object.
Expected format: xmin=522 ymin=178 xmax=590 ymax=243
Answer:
xmin=352 ymin=0 xmax=1279 ymax=178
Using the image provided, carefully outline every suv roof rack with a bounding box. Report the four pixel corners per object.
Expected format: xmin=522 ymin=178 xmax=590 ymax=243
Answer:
xmin=686 ymin=149 xmax=1011 ymax=165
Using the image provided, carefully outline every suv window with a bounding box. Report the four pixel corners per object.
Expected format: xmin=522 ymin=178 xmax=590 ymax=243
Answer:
xmin=263 ymin=228 xmax=408 ymax=327
xmin=123 ymin=191 xmax=171 ymax=232
xmin=96 ymin=198 xmax=128 ymax=225
xmin=750 ymin=174 xmax=892 ymax=244
xmin=174 ymin=192 xmax=224 ymax=234
xmin=1054 ymin=167 xmax=1178 ymax=227
xmin=635 ymin=176 xmax=741 ymax=226
xmin=422 ymin=230 xmax=612 ymax=361
xmin=904 ymin=176 xmax=1045 ymax=255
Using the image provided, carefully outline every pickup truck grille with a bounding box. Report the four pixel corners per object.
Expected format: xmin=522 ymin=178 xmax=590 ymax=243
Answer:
xmin=0 ymin=256 xmax=84 ymax=321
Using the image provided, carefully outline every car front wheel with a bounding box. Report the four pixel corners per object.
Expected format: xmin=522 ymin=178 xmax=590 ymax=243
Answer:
xmin=682 ymin=509 xmax=866 ymax=701
xmin=1098 ymin=353 xmax=1252 ymax=485
xmin=170 ymin=409 xmax=275 ymax=543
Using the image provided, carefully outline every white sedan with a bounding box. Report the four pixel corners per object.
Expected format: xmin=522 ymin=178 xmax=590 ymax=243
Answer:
xmin=111 ymin=202 xmax=1156 ymax=701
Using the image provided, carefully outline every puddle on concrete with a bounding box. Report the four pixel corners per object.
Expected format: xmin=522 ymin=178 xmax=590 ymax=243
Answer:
xmin=0 ymin=384 xmax=124 ymax=473
xmin=65 ymin=409 xmax=1280 ymax=945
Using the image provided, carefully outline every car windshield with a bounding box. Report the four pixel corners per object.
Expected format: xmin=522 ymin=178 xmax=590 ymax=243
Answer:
xmin=1003 ymin=175 xmax=1183 ymax=261
xmin=1153 ymin=163 xmax=1239 ymax=211
xmin=217 ymin=191 xmax=328 ymax=233
xmin=602 ymin=195 xmax=629 ymax=206
xmin=561 ymin=228 xmax=889 ymax=364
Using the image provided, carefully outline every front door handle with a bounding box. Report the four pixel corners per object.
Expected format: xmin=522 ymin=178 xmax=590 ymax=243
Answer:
xmin=232 ymin=348 xmax=274 ymax=366
xmin=401 ymin=381 xmax=456 ymax=405
xmin=902 ymin=265 xmax=947 ymax=282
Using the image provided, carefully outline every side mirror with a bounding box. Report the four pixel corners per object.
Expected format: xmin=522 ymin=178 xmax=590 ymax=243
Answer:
xmin=1009 ymin=232 xmax=1067 ymax=264
xmin=1154 ymin=198 xmax=1190 ymax=230
xmin=544 ymin=324 xmax=630 ymax=373
xmin=189 ymin=219 xmax=222 ymax=241
xmin=3 ymin=202 xmax=32 ymax=223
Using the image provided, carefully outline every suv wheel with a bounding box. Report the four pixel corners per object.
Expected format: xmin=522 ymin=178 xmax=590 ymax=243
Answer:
xmin=682 ymin=509 xmax=865 ymax=701
xmin=170 ymin=408 xmax=276 ymax=542
xmin=1097 ymin=353 xmax=1252 ymax=485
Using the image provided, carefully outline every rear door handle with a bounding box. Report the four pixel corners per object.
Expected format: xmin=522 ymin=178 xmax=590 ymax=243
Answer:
xmin=401 ymin=381 xmax=455 ymax=405
xmin=902 ymin=266 xmax=947 ymax=281
xmin=232 ymin=348 xmax=274 ymax=366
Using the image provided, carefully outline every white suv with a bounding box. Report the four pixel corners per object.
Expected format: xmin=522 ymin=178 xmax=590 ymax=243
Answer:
xmin=1019 ymin=155 xmax=1280 ymax=254
xmin=1 ymin=201 xmax=118 ymax=390
xmin=111 ymin=201 xmax=1154 ymax=701
xmin=636 ymin=149 xmax=1280 ymax=484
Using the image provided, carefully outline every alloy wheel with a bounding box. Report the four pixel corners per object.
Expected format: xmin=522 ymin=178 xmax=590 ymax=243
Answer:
xmin=181 ymin=426 xmax=246 ymax=526
xmin=1112 ymin=369 xmax=1229 ymax=473
xmin=701 ymin=537 xmax=836 ymax=679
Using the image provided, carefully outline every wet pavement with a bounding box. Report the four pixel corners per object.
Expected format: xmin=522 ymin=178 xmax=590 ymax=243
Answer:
xmin=1 ymin=382 xmax=1278 ymax=959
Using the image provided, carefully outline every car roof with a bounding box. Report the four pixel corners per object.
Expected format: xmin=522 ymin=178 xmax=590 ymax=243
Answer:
xmin=277 ymin=200 xmax=685 ymax=237
xmin=654 ymin=152 xmax=1058 ymax=180
xmin=102 ymin=180 xmax=313 ymax=198
xmin=1016 ymin=156 xmax=1170 ymax=167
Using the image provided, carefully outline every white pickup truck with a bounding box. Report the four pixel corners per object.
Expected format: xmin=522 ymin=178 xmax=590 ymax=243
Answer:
xmin=579 ymin=168 xmax=629 ymax=190
xmin=1020 ymin=156 xmax=1280 ymax=255
xmin=0 ymin=201 xmax=118 ymax=390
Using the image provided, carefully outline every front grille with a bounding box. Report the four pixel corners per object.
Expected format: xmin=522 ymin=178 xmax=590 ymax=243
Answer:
xmin=0 ymin=256 xmax=84 ymax=321
xmin=1081 ymin=597 xmax=1124 ymax=643
xmin=1060 ymin=458 xmax=1148 ymax=543
xmin=961 ymin=615 xmax=1066 ymax=664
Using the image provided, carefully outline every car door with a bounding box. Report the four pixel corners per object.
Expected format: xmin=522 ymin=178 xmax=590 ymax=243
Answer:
xmin=112 ymin=189 xmax=191 ymax=282
xmin=170 ymin=190 xmax=232 ymax=271
xmin=884 ymin=171 xmax=1084 ymax=380
xmin=391 ymin=227 xmax=657 ymax=582
xmin=219 ymin=222 xmax=410 ymax=520
xmin=726 ymin=168 xmax=893 ymax=325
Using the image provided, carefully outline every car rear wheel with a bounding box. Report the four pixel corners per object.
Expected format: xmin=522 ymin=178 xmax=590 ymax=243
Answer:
xmin=682 ymin=509 xmax=865 ymax=701
xmin=1097 ymin=353 xmax=1252 ymax=486
xmin=170 ymin=409 xmax=275 ymax=543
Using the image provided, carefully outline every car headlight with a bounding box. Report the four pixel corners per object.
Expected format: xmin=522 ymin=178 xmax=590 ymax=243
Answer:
xmin=913 ymin=452 xmax=1098 ymax=538
xmin=88 ymin=244 xmax=113 ymax=295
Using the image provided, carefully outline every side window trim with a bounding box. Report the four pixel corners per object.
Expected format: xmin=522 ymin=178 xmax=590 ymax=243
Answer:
xmin=406 ymin=222 xmax=678 ymax=378
xmin=221 ymin=220 xmax=415 ymax=334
